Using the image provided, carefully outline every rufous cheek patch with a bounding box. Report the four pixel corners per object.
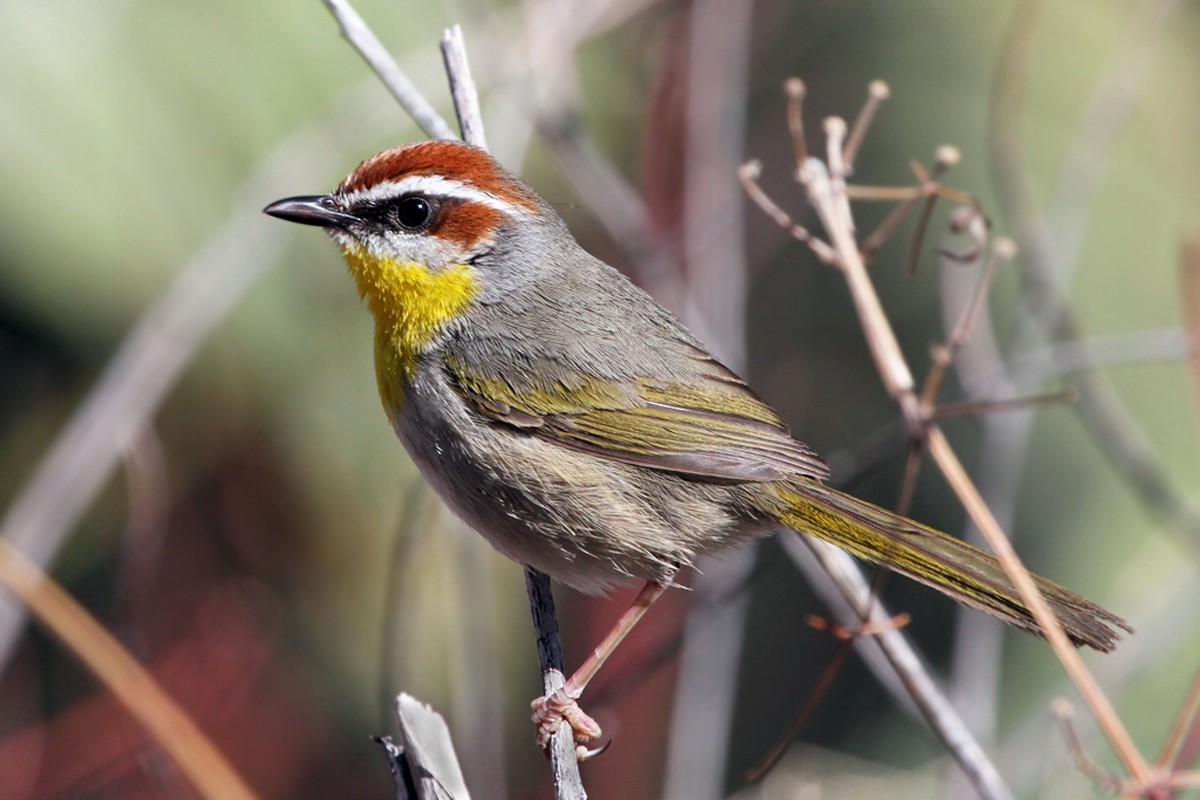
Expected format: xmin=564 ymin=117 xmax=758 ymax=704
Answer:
xmin=433 ymin=201 xmax=506 ymax=249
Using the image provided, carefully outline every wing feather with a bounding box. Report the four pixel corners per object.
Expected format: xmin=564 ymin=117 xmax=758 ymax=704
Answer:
xmin=445 ymin=350 xmax=830 ymax=483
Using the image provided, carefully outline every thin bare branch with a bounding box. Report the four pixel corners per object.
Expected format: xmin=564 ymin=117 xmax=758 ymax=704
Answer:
xmin=0 ymin=539 xmax=257 ymax=800
xmin=524 ymin=569 xmax=587 ymax=797
xmin=441 ymin=25 xmax=487 ymax=150
xmin=784 ymin=78 xmax=808 ymax=172
xmin=738 ymin=161 xmax=837 ymax=265
xmin=922 ymin=233 xmax=1013 ymax=407
xmin=745 ymin=636 xmax=855 ymax=782
xmin=931 ymin=390 xmax=1077 ymax=422
xmin=927 ymin=426 xmax=1149 ymax=782
xmin=843 ymin=80 xmax=890 ymax=173
xmin=1168 ymin=771 xmax=1200 ymax=789
xmin=804 ymin=159 xmax=918 ymax=411
xmin=860 ymin=196 xmax=919 ymax=257
xmin=822 ymin=117 xmax=855 ymax=236
xmin=748 ymin=568 xmax=903 ymax=783
xmin=1155 ymin=664 xmax=1200 ymax=771
xmin=1052 ymin=698 xmax=1123 ymax=792
xmin=895 ymin=437 xmax=925 ymax=516
xmin=847 ymin=185 xmax=925 ymax=201
xmin=932 ymin=205 xmax=1066 ymax=722
xmin=905 ymin=191 xmax=940 ymax=277
xmin=852 ymin=149 xmax=974 ymax=264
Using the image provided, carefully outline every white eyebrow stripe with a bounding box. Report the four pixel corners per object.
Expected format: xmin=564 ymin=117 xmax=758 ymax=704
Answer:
xmin=340 ymin=174 xmax=524 ymax=214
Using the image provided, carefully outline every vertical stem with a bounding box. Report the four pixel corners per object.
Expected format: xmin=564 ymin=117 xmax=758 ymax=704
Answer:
xmin=441 ymin=25 xmax=488 ymax=150
xmin=525 ymin=569 xmax=587 ymax=799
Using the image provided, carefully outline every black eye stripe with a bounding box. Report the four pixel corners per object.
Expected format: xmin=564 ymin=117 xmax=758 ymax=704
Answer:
xmin=350 ymin=194 xmax=442 ymax=231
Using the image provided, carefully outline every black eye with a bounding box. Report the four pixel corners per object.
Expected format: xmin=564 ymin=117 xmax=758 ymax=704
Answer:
xmin=394 ymin=196 xmax=433 ymax=229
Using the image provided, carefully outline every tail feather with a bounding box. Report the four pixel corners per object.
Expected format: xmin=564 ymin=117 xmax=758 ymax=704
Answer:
xmin=775 ymin=480 xmax=1130 ymax=652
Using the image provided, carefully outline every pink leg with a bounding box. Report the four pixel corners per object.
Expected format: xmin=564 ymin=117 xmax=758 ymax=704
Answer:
xmin=532 ymin=580 xmax=670 ymax=754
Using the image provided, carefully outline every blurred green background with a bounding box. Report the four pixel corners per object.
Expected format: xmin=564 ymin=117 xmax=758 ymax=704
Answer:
xmin=1 ymin=1 xmax=1198 ymax=798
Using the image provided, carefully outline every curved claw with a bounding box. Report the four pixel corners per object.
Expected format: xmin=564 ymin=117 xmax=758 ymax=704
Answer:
xmin=531 ymin=688 xmax=602 ymax=753
xmin=576 ymin=737 xmax=613 ymax=762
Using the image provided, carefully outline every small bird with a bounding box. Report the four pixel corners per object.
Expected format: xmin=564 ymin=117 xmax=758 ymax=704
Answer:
xmin=265 ymin=140 xmax=1127 ymax=750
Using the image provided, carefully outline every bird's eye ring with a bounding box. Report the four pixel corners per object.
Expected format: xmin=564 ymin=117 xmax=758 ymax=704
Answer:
xmin=395 ymin=196 xmax=433 ymax=229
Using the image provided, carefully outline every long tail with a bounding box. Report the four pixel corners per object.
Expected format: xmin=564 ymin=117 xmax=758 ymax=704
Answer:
xmin=773 ymin=479 xmax=1130 ymax=652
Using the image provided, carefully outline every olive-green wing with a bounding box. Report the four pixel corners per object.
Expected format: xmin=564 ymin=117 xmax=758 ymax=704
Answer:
xmin=445 ymin=350 xmax=830 ymax=484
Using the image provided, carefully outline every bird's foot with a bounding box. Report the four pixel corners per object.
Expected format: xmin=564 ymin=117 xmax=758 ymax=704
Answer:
xmin=531 ymin=688 xmax=605 ymax=759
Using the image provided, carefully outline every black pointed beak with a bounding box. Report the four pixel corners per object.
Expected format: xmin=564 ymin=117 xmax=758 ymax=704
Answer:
xmin=263 ymin=195 xmax=359 ymax=228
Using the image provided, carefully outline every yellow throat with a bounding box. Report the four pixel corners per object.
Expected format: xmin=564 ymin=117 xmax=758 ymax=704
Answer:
xmin=339 ymin=244 xmax=479 ymax=413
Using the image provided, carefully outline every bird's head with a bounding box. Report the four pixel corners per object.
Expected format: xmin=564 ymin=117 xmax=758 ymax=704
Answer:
xmin=265 ymin=140 xmax=562 ymax=318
